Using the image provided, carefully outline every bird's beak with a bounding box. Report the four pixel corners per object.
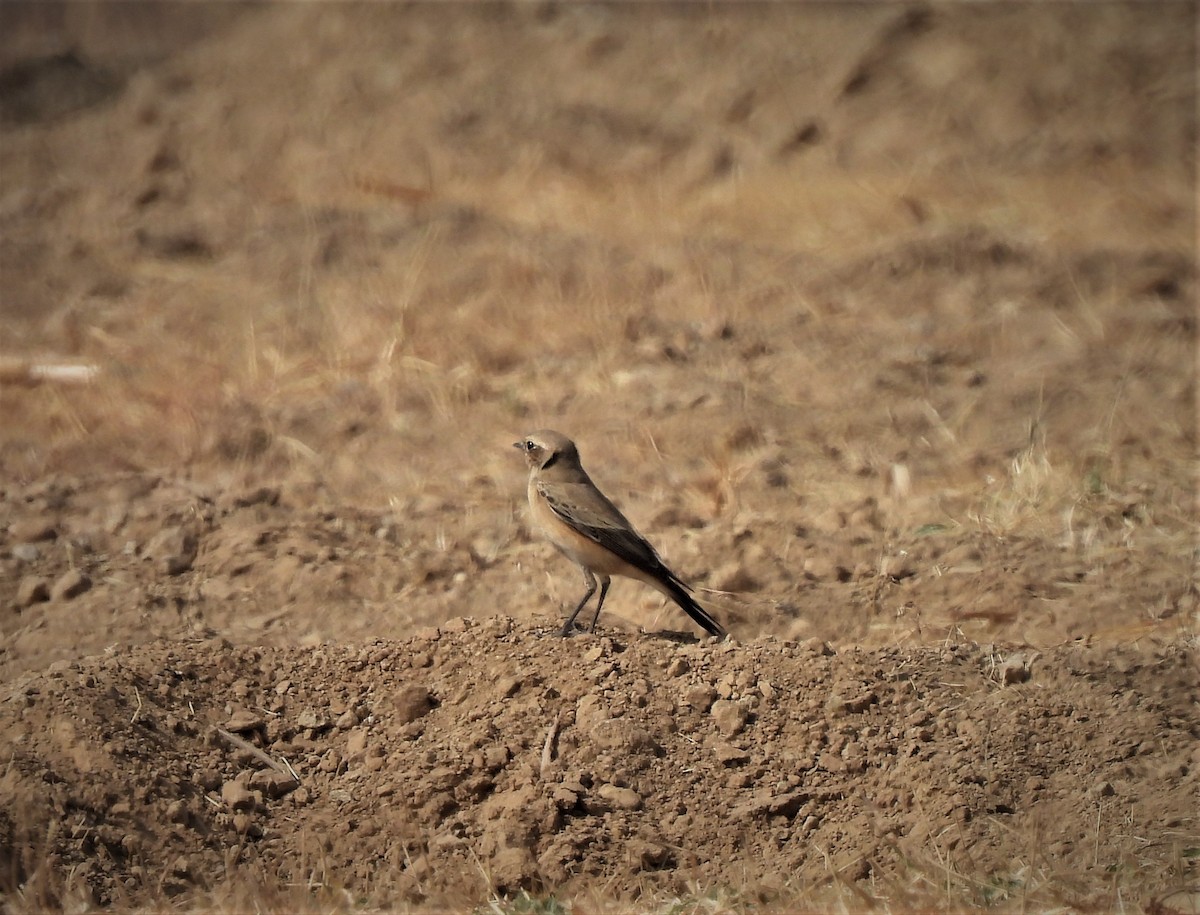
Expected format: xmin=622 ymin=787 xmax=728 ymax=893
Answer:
xmin=512 ymin=441 xmax=523 ymax=450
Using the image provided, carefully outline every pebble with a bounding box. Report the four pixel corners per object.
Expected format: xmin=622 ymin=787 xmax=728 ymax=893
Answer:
xmin=345 ymin=729 xmax=370 ymax=759
xmin=710 ymin=698 xmax=750 ymax=737
xmin=714 ymin=743 xmax=750 ymax=766
xmin=11 ymin=544 xmax=40 ymax=562
xmin=394 ymin=685 xmax=434 ymax=724
xmin=683 ymin=684 xmax=717 ymax=713
xmin=296 ymin=709 xmax=330 ymax=731
xmin=248 ymin=769 xmax=299 ymax=798
xmin=220 ymin=780 xmax=257 ymax=811
xmin=224 ymin=709 xmax=264 ymax=733
xmin=596 ymin=783 xmax=642 ymax=810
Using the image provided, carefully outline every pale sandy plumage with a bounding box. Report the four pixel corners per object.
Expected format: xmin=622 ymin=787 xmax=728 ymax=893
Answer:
xmin=515 ymin=430 xmax=724 ymax=638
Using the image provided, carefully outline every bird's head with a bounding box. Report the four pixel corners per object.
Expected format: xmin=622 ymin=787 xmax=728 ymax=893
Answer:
xmin=513 ymin=429 xmax=578 ymax=472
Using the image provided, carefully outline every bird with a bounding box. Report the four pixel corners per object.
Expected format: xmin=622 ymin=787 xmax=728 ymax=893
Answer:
xmin=515 ymin=429 xmax=725 ymax=638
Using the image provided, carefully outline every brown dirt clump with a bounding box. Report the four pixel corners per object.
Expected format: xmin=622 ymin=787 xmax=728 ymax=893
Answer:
xmin=3 ymin=629 xmax=1196 ymax=910
xmin=1 ymin=3 xmax=1196 ymax=912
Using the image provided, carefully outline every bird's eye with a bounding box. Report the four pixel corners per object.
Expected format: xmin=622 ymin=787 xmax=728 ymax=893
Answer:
xmin=524 ymin=440 xmax=536 ymax=451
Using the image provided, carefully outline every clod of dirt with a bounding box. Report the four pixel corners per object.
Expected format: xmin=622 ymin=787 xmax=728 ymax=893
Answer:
xmin=1 ymin=627 xmax=1193 ymax=908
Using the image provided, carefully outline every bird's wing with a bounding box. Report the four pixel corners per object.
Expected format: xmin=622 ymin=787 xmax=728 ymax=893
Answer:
xmin=537 ymin=480 xmax=663 ymax=573
xmin=538 ymin=479 xmax=725 ymax=637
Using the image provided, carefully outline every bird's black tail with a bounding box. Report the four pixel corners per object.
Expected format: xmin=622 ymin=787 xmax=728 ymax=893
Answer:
xmin=664 ymin=577 xmax=725 ymax=638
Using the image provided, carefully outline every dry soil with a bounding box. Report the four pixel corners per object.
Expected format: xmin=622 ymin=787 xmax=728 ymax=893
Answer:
xmin=0 ymin=4 xmax=1196 ymax=912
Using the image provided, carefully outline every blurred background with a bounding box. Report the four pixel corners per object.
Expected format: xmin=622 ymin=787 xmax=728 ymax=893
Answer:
xmin=0 ymin=2 xmax=1195 ymax=669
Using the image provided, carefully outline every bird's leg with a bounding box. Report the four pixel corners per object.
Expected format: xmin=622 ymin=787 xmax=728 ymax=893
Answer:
xmin=561 ymin=567 xmax=598 ymax=636
xmin=588 ymin=576 xmax=611 ymax=632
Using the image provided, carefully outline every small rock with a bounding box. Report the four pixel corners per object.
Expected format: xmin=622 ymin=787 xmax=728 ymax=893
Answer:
xmin=225 ymin=709 xmax=265 ymax=733
xmin=575 ymin=693 xmax=609 ymax=731
xmin=551 ymin=784 xmax=581 ymax=808
xmin=714 ymin=743 xmax=750 ymax=766
xmin=590 ymin=719 xmax=658 ymax=753
xmin=16 ymin=576 xmax=50 ymax=607
xmin=826 ymin=690 xmax=877 ymax=715
xmin=296 ymin=709 xmax=330 ymax=731
xmin=496 ymin=675 xmax=523 ymax=698
xmin=596 ymin=783 xmax=643 ymax=810
xmin=248 ymin=769 xmax=298 ymax=799
xmin=710 ymin=699 xmax=750 ymax=737
xmin=335 ymin=708 xmax=360 ymax=730
xmin=11 ymin=543 xmax=40 ymax=562
xmin=819 ymin=752 xmax=847 ymax=773
xmin=394 ymin=685 xmax=433 ymax=724
xmin=345 ymin=729 xmax=369 ymax=759
xmin=51 ymin=569 xmax=91 ymax=601
xmin=220 ymin=780 xmax=257 ymax=811
xmin=666 ymin=657 xmax=690 ymax=677
xmin=483 ymin=745 xmax=510 ymax=771
xmin=683 ymin=684 xmax=717 ymax=712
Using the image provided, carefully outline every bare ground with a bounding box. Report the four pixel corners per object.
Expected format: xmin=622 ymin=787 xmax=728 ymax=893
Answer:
xmin=0 ymin=3 xmax=1196 ymax=912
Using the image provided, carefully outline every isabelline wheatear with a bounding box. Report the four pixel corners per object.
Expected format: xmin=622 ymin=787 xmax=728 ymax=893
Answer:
xmin=515 ymin=429 xmax=725 ymax=638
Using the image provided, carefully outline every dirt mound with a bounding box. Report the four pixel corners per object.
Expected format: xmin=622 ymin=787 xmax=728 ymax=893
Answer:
xmin=3 ymin=627 xmax=1195 ymax=910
